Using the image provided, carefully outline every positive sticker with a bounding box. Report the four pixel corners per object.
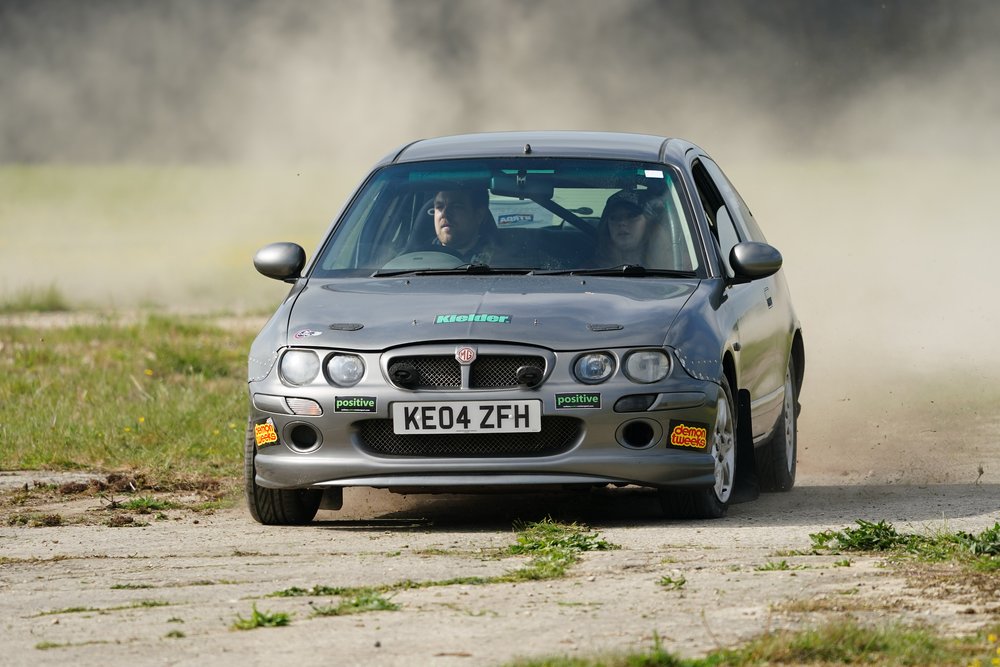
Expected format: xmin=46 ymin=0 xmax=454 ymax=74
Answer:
xmin=555 ymin=393 xmax=602 ymax=409
xmin=335 ymin=396 xmax=377 ymax=413
xmin=254 ymin=418 xmax=278 ymax=447
xmin=667 ymin=420 xmax=708 ymax=449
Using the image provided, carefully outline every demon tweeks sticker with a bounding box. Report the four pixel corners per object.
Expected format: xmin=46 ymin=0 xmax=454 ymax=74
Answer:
xmin=254 ymin=418 xmax=278 ymax=447
xmin=667 ymin=421 xmax=708 ymax=449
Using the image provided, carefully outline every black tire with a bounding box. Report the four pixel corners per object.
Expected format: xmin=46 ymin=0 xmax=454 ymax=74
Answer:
xmin=244 ymin=418 xmax=321 ymax=525
xmin=660 ymin=381 xmax=736 ymax=520
xmin=755 ymin=358 xmax=798 ymax=492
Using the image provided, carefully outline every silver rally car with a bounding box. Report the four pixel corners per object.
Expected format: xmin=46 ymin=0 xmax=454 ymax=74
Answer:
xmin=246 ymin=131 xmax=804 ymax=524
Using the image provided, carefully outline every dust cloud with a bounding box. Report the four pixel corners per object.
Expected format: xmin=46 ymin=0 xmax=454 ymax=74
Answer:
xmin=4 ymin=0 xmax=1000 ymax=162
xmin=2 ymin=0 xmax=998 ymax=487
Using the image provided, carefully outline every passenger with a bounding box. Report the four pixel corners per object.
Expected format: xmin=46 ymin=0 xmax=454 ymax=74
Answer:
xmin=429 ymin=188 xmax=497 ymax=263
xmin=594 ymin=189 xmax=666 ymax=267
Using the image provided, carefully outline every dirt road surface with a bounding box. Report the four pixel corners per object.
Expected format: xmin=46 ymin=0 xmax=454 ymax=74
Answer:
xmin=2 ymin=472 xmax=998 ymax=667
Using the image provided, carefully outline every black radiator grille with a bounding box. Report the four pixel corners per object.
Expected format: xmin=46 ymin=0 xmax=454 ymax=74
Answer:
xmin=386 ymin=354 xmax=546 ymax=390
xmin=356 ymin=417 xmax=581 ymax=457
xmin=388 ymin=356 xmax=461 ymax=389
xmin=470 ymin=355 xmax=545 ymax=388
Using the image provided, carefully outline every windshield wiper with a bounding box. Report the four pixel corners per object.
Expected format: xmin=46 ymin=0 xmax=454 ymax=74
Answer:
xmin=371 ymin=264 xmax=534 ymax=277
xmin=532 ymin=265 xmax=698 ymax=278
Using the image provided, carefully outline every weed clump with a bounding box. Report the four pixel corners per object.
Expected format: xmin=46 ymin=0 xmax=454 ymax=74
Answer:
xmin=811 ymin=519 xmax=1000 ymax=570
xmin=232 ymin=604 xmax=291 ymax=630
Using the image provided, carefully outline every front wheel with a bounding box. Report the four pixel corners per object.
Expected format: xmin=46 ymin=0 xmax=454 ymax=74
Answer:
xmin=755 ymin=358 xmax=798 ymax=492
xmin=660 ymin=381 xmax=736 ymax=519
xmin=244 ymin=418 xmax=321 ymax=525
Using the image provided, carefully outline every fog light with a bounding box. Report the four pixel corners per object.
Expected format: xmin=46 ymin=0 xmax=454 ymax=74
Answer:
xmin=616 ymin=418 xmax=661 ymax=449
xmin=286 ymin=397 xmax=323 ymax=416
xmin=614 ymin=394 xmax=656 ymax=412
xmin=622 ymin=421 xmax=655 ymax=447
xmin=287 ymin=423 xmax=320 ymax=452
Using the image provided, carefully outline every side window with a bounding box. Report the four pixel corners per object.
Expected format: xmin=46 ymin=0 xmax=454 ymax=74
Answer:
xmin=701 ymin=158 xmax=768 ymax=243
xmin=692 ymin=159 xmax=742 ymax=277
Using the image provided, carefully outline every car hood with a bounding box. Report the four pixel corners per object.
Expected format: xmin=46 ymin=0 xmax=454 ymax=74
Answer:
xmin=282 ymin=276 xmax=698 ymax=351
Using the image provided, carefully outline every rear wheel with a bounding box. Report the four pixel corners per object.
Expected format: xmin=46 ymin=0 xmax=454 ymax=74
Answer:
xmin=244 ymin=417 xmax=321 ymax=525
xmin=660 ymin=381 xmax=736 ymax=519
xmin=755 ymin=359 xmax=798 ymax=492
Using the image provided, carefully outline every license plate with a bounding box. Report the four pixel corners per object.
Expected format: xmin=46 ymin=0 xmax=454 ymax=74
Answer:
xmin=392 ymin=400 xmax=542 ymax=434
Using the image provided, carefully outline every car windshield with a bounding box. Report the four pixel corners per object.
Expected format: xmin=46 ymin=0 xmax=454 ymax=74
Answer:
xmin=311 ymin=158 xmax=702 ymax=278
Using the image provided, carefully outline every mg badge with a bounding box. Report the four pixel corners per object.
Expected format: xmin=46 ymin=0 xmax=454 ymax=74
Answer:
xmin=456 ymin=346 xmax=477 ymax=365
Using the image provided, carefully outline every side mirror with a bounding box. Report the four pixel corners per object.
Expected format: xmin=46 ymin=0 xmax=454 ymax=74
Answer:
xmin=254 ymin=242 xmax=306 ymax=282
xmin=729 ymin=242 xmax=782 ymax=283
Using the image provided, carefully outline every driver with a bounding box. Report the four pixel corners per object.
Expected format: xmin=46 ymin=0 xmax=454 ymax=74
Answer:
xmin=430 ymin=188 xmax=497 ymax=263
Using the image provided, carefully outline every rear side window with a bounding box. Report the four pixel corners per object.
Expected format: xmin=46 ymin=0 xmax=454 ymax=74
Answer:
xmin=701 ymin=158 xmax=768 ymax=244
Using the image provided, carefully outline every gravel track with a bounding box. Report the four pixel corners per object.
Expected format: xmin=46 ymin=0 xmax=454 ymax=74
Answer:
xmin=2 ymin=475 xmax=998 ymax=666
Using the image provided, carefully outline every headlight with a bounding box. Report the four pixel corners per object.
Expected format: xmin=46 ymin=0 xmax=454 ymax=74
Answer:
xmin=573 ymin=352 xmax=615 ymax=384
xmin=326 ymin=354 xmax=365 ymax=387
xmin=624 ymin=350 xmax=670 ymax=383
xmin=279 ymin=350 xmax=320 ymax=386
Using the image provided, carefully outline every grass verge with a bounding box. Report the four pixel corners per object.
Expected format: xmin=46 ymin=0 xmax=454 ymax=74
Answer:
xmin=0 ymin=285 xmax=70 ymax=314
xmin=505 ymin=620 xmax=1000 ymax=666
xmin=0 ymin=314 xmax=252 ymax=481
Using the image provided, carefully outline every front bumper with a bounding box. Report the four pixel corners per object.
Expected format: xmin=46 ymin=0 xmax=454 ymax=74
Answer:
xmin=248 ymin=343 xmax=723 ymax=492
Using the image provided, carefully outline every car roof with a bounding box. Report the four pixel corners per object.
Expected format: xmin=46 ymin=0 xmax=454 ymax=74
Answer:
xmin=380 ymin=131 xmax=701 ymax=167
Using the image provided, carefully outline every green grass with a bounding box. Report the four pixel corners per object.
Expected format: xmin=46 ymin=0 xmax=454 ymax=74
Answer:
xmin=310 ymin=590 xmax=400 ymax=617
xmin=506 ymin=518 xmax=619 ymax=580
xmin=0 ymin=285 xmax=70 ymax=313
xmin=231 ymin=604 xmax=291 ymax=630
xmin=118 ymin=496 xmax=175 ymax=512
xmin=656 ymin=575 xmax=686 ymax=590
xmin=35 ymin=640 xmax=111 ymax=651
xmin=0 ymin=314 xmax=252 ymax=480
xmin=505 ymin=620 xmax=1000 ymax=666
xmin=268 ymin=519 xmax=619 ymax=606
xmin=755 ymin=560 xmax=806 ymax=572
xmin=36 ymin=599 xmax=171 ymax=617
xmin=811 ymin=520 xmax=1000 ymax=571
